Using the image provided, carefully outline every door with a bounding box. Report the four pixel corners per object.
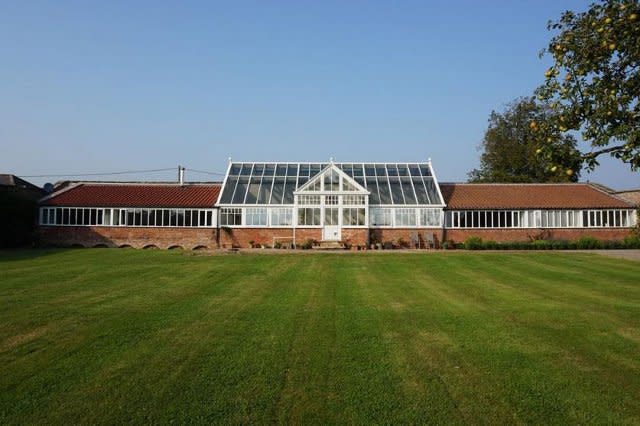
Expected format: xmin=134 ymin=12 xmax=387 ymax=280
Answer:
xmin=323 ymin=208 xmax=341 ymax=240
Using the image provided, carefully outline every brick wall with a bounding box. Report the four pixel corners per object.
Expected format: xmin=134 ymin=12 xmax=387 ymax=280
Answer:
xmin=219 ymin=228 xmax=321 ymax=248
xmin=443 ymin=228 xmax=634 ymax=243
xmin=39 ymin=226 xmax=218 ymax=250
xmin=369 ymin=228 xmax=444 ymax=248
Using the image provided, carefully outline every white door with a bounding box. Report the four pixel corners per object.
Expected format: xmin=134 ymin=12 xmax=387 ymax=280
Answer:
xmin=323 ymin=208 xmax=341 ymax=240
xmin=323 ymin=225 xmax=341 ymax=241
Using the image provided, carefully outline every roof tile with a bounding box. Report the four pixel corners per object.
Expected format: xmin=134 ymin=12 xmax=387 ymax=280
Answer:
xmin=41 ymin=183 xmax=221 ymax=208
xmin=440 ymin=183 xmax=633 ymax=209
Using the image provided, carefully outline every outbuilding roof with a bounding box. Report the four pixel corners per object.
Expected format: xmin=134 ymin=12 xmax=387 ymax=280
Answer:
xmin=440 ymin=183 xmax=634 ymax=210
xmin=40 ymin=182 xmax=221 ymax=208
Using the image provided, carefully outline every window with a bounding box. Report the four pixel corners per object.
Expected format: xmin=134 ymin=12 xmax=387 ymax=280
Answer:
xmin=246 ymin=208 xmax=268 ymax=226
xmin=325 ymin=195 xmax=338 ymax=205
xmin=324 ymin=207 xmax=339 ymax=225
xmin=370 ymin=208 xmax=393 ymax=226
xmin=323 ymin=169 xmax=340 ymax=191
xmin=395 ymin=208 xmax=417 ymax=226
xmin=298 ymin=195 xmax=321 ymax=205
xmin=343 ymin=195 xmax=365 ymax=205
xmin=221 ymin=208 xmax=242 ymax=226
xmin=298 ymin=208 xmax=321 ymax=226
xmin=419 ymin=209 xmax=441 ymax=227
xmin=271 ymin=208 xmax=293 ymax=226
xmin=343 ymin=208 xmax=366 ymax=226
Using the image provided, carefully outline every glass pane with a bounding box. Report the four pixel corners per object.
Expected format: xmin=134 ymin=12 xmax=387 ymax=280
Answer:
xmin=287 ymin=164 xmax=298 ymax=176
xmin=409 ymin=165 xmax=421 ymax=176
xmin=389 ymin=178 xmax=404 ymax=204
xmin=377 ymin=177 xmax=392 ymax=204
xmin=352 ymin=164 xmax=364 ymax=176
xmin=354 ymin=176 xmax=365 ymax=187
xmin=366 ymin=178 xmax=381 ymax=204
xmin=257 ymin=178 xmax=273 ymax=203
xmin=412 ymin=178 xmax=430 ymax=204
xmin=245 ymin=177 xmax=261 ymax=203
xmin=239 ymin=164 xmax=253 ymax=176
xmin=386 ymin=164 xmax=398 ymax=176
xmin=309 ymin=164 xmax=322 ymax=176
xmin=276 ymin=164 xmax=287 ymax=175
xmin=252 ymin=163 xmax=264 ymax=175
xmin=232 ymin=177 xmax=249 ymax=203
xmin=325 ymin=208 xmax=339 ymax=225
xmin=397 ymin=165 xmax=410 ymax=176
xmin=229 ymin=163 xmax=241 ymax=175
xmin=298 ymin=176 xmax=309 ymax=187
xmin=424 ymin=179 xmax=440 ymax=204
xmin=283 ymin=178 xmax=296 ymax=204
xmin=263 ymin=164 xmax=275 ymax=176
xmin=298 ymin=164 xmax=309 ymax=176
xmin=219 ymin=176 xmax=238 ymax=204
xmin=400 ymin=177 xmax=417 ymax=204
xmin=419 ymin=164 xmax=431 ymax=176
xmin=376 ymin=165 xmax=387 ymax=176
xmin=271 ymin=178 xmax=285 ymax=204
xmin=364 ymin=164 xmax=375 ymax=177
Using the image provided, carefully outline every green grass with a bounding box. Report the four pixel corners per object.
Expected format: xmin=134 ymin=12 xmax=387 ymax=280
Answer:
xmin=1 ymin=249 xmax=639 ymax=424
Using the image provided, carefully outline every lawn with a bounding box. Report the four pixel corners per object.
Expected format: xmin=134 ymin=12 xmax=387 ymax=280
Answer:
xmin=1 ymin=249 xmax=639 ymax=424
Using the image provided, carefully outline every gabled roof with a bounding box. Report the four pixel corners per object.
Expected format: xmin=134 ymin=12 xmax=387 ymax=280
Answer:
xmin=218 ymin=161 xmax=444 ymax=205
xmin=294 ymin=163 xmax=368 ymax=194
xmin=440 ymin=183 xmax=634 ymax=209
xmin=40 ymin=182 xmax=221 ymax=208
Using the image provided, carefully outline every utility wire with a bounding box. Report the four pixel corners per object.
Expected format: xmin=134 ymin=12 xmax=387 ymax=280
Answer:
xmin=21 ymin=167 xmax=176 ymax=178
xmin=187 ymin=168 xmax=226 ymax=176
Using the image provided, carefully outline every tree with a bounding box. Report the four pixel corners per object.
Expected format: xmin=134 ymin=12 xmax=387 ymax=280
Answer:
xmin=535 ymin=0 xmax=640 ymax=171
xmin=468 ymin=97 xmax=582 ymax=183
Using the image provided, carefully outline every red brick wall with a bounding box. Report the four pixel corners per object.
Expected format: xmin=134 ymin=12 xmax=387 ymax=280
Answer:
xmin=341 ymin=228 xmax=369 ymax=246
xmin=39 ymin=226 xmax=218 ymax=250
xmin=369 ymin=228 xmax=444 ymax=248
xmin=219 ymin=228 xmax=322 ymax=248
xmin=443 ymin=228 xmax=634 ymax=243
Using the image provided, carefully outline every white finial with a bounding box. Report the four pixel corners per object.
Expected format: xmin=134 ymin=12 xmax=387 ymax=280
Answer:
xmin=427 ymin=157 xmax=432 ymax=163
xmin=330 ymin=156 xmax=334 ymax=163
xmin=228 ymin=157 xmax=232 ymax=163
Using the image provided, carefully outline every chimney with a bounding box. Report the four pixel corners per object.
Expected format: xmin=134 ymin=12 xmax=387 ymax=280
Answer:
xmin=178 ymin=165 xmax=185 ymax=185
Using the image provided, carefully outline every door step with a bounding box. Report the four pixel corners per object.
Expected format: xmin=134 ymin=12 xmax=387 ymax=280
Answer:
xmin=313 ymin=240 xmax=345 ymax=250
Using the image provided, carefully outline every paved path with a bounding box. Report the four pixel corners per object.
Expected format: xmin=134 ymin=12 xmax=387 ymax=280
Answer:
xmin=585 ymin=250 xmax=640 ymax=262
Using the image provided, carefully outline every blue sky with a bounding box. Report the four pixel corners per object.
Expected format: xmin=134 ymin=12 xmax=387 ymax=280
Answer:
xmin=1 ymin=0 xmax=638 ymax=189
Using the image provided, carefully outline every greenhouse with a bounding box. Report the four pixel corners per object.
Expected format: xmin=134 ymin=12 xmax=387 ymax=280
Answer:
xmin=217 ymin=161 xmax=445 ymax=241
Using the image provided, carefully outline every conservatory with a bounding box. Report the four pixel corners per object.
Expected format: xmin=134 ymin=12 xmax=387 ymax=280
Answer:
xmin=216 ymin=161 xmax=445 ymax=245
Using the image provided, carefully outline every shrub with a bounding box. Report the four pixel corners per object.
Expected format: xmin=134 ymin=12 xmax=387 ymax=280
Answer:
xmin=396 ymin=237 xmax=409 ymax=249
xmin=464 ymin=237 xmax=484 ymax=250
xmin=300 ymin=239 xmax=315 ymax=250
xmin=624 ymin=234 xmax=640 ymax=249
xmin=383 ymin=241 xmax=394 ymax=250
xmin=575 ymin=236 xmax=602 ymax=249
xmin=273 ymin=241 xmax=282 ymax=249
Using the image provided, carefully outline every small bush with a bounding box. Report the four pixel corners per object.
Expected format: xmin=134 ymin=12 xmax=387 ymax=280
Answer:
xmin=383 ymin=241 xmax=394 ymax=250
xmin=274 ymin=241 xmax=282 ymax=249
xmin=464 ymin=237 xmax=484 ymax=250
xmin=624 ymin=234 xmax=640 ymax=249
xmin=300 ymin=239 xmax=315 ymax=250
xmin=575 ymin=236 xmax=602 ymax=249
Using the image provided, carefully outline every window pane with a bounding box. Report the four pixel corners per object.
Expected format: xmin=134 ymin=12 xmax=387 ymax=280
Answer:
xmin=400 ymin=177 xmax=417 ymax=204
xmin=283 ymin=178 xmax=296 ymax=204
xmin=389 ymin=178 xmax=404 ymax=204
xmin=376 ymin=178 xmax=391 ymax=204
xmin=366 ymin=178 xmax=381 ymax=204
xmin=219 ymin=176 xmax=238 ymax=203
xmin=232 ymin=177 xmax=249 ymax=204
xmin=271 ymin=178 xmax=285 ymax=204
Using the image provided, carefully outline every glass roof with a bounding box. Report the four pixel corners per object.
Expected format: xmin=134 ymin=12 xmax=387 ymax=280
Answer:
xmin=218 ymin=162 xmax=443 ymax=205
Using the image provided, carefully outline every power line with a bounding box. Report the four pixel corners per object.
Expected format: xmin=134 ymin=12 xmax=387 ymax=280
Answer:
xmin=187 ymin=168 xmax=225 ymax=176
xmin=21 ymin=167 xmax=176 ymax=178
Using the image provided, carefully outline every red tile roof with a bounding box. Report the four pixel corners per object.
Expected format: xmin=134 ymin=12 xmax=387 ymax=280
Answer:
xmin=41 ymin=183 xmax=221 ymax=208
xmin=440 ymin=183 xmax=633 ymax=210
